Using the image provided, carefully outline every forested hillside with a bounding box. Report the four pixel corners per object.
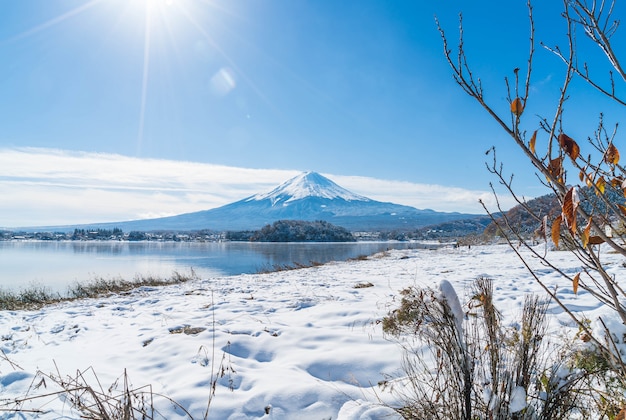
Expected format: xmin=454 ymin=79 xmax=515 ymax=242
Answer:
xmin=483 ymin=187 xmax=626 ymax=239
xmin=249 ymin=220 xmax=355 ymax=242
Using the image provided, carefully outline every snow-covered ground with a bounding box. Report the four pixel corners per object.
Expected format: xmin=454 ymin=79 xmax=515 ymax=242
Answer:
xmin=0 ymin=243 xmax=622 ymax=419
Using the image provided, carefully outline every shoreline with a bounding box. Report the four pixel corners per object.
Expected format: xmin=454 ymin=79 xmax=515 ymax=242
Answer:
xmin=0 ymin=243 xmax=611 ymax=418
xmin=0 ymin=241 xmax=453 ymax=310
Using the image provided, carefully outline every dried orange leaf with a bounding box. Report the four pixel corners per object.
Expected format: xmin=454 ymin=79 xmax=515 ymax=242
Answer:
xmin=588 ymin=236 xmax=605 ymax=245
xmin=605 ymin=144 xmax=620 ymax=165
xmin=612 ymin=177 xmax=622 ymax=188
xmin=529 ymin=130 xmax=537 ymax=154
xmin=511 ymin=97 xmax=524 ymax=116
xmin=618 ymin=204 xmax=626 ymax=217
xmin=558 ymin=133 xmax=580 ymax=160
xmin=551 ymin=216 xmax=562 ymax=247
xmin=562 ymin=187 xmax=579 ymax=232
xmin=547 ymin=157 xmax=563 ymax=183
xmin=616 ymin=406 xmax=626 ymax=420
xmin=573 ymin=273 xmax=580 ymax=295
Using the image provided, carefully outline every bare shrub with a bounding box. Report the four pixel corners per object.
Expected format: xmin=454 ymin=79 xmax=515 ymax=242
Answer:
xmin=382 ymin=277 xmax=612 ymax=419
xmin=432 ymin=0 xmax=626 ymax=415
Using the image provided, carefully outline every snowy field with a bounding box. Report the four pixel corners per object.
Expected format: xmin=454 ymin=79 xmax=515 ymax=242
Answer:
xmin=0 ymin=243 xmax=623 ymax=419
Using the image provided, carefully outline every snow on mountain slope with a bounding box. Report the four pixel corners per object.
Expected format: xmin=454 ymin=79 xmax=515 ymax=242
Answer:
xmin=22 ymin=171 xmax=482 ymax=232
xmin=247 ymin=171 xmax=370 ymax=205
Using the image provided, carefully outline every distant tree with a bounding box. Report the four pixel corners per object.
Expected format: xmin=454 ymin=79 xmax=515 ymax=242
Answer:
xmin=72 ymin=228 xmax=86 ymax=240
xmin=251 ymin=220 xmax=355 ymax=242
xmin=225 ymin=230 xmax=256 ymax=241
xmin=128 ymin=231 xmax=147 ymax=241
xmin=483 ymin=193 xmax=560 ymax=239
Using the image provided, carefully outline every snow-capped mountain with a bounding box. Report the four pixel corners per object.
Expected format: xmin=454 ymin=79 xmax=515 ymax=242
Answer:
xmin=249 ymin=171 xmax=369 ymax=204
xmin=25 ymin=172 xmax=476 ymax=232
xmin=29 ymin=172 xmax=481 ymax=232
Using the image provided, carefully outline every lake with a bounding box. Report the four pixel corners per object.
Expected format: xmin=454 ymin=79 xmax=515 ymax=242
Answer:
xmin=0 ymin=241 xmax=436 ymax=294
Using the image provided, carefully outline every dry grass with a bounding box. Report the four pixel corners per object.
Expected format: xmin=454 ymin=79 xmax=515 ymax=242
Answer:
xmin=0 ymin=289 xmax=233 ymax=419
xmin=0 ymin=362 xmax=194 ymax=419
xmin=255 ymin=260 xmax=323 ymax=274
xmin=0 ymin=269 xmax=199 ymax=311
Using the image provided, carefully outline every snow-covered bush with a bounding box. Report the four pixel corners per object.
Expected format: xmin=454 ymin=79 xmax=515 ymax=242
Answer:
xmin=383 ymin=277 xmax=613 ymax=419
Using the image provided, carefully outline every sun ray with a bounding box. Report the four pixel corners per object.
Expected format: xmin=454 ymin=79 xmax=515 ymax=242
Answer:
xmin=177 ymin=3 xmax=276 ymax=112
xmin=3 ymin=0 xmax=274 ymax=156
xmin=1 ymin=0 xmax=104 ymax=44
xmin=137 ymin=2 xmax=153 ymax=155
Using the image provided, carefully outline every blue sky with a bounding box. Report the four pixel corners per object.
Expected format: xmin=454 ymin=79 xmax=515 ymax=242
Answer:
xmin=1 ymin=0 xmax=623 ymax=227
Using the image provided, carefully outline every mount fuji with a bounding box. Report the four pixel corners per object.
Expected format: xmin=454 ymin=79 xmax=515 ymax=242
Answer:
xmin=61 ymin=171 xmax=479 ymax=232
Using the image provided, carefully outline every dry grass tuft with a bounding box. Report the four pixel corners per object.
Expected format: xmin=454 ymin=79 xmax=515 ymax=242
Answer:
xmin=0 ymin=269 xmax=199 ymax=311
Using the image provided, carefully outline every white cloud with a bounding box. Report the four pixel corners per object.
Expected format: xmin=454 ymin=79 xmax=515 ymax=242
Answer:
xmin=0 ymin=148 xmax=513 ymax=228
xmin=334 ymin=175 xmax=514 ymax=214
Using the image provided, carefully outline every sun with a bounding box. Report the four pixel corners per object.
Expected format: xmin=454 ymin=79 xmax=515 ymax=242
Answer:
xmin=147 ymin=0 xmax=175 ymax=6
xmin=142 ymin=0 xmax=179 ymax=15
xmin=132 ymin=0 xmax=182 ymax=24
xmin=6 ymin=0 xmax=242 ymax=156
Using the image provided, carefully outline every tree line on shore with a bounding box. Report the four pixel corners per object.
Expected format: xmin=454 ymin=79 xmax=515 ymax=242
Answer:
xmin=1 ymin=221 xmax=356 ymax=242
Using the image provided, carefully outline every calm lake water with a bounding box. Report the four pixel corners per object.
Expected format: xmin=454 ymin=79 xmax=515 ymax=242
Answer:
xmin=0 ymin=241 xmax=432 ymax=294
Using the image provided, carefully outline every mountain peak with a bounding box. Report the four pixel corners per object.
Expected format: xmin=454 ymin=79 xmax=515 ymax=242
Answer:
xmin=39 ymin=171 xmax=481 ymax=232
xmin=248 ymin=171 xmax=370 ymax=205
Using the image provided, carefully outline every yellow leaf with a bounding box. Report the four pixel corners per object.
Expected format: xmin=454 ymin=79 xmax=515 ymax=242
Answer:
xmin=511 ymin=97 xmax=524 ymax=116
xmin=573 ymin=273 xmax=580 ymax=295
xmin=529 ymin=130 xmax=537 ymax=154
xmin=605 ymin=144 xmax=620 ymax=165
xmin=558 ymin=133 xmax=580 ymax=160
xmin=551 ymin=216 xmax=562 ymax=247
xmin=582 ymin=219 xmax=592 ymax=248
xmin=596 ymin=177 xmax=606 ymax=195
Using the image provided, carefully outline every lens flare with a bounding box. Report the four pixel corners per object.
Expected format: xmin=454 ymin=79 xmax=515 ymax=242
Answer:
xmin=210 ymin=68 xmax=236 ymax=96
